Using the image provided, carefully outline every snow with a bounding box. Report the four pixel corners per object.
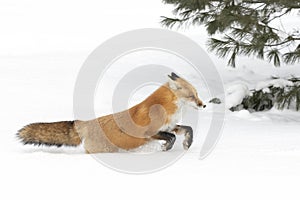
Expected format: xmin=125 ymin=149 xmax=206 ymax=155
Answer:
xmin=256 ymin=79 xmax=294 ymax=90
xmin=224 ymin=78 xmax=297 ymax=109
xmin=225 ymin=83 xmax=250 ymax=108
xmin=1 ymin=1 xmax=300 ymax=200
xmin=2 ymin=54 xmax=300 ymax=200
xmin=262 ymin=87 xmax=271 ymax=93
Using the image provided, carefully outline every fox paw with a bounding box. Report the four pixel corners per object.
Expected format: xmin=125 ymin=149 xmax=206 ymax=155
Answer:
xmin=182 ymin=127 xmax=193 ymax=150
xmin=162 ymin=135 xmax=176 ymax=151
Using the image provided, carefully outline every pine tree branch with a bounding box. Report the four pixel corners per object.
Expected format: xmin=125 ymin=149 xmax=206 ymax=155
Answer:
xmin=264 ymin=37 xmax=300 ymax=47
xmin=266 ymin=8 xmax=292 ymax=23
xmin=162 ymin=0 xmax=300 ymax=67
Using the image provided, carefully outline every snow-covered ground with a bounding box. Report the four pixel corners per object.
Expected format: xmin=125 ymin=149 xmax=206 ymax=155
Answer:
xmin=1 ymin=1 xmax=300 ymax=200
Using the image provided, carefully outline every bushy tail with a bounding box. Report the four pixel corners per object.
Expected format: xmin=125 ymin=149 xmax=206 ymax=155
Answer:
xmin=17 ymin=121 xmax=81 ymax=147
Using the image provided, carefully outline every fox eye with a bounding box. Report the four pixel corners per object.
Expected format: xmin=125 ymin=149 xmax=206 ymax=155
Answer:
xmin=189 ymin=95 xmax=194 ymax=99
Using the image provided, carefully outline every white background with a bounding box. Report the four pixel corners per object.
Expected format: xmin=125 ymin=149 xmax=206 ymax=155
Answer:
xmin=1 ymin=1 xmax=300 ymax=200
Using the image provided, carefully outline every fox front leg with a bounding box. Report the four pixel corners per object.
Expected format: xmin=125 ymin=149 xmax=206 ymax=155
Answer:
xmin=152 ymin=131 xmax=176 ymax=151
xmin=173 ymin=125 xmax=193 ymax=150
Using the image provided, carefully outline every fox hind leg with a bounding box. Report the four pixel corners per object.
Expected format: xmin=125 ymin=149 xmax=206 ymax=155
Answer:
xmin=152 ymin=131 xmax=176 ymax=151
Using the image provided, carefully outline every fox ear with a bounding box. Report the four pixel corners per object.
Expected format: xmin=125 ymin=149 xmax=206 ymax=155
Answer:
xmin=171 ymin=72 xmax=180 ymax=78
xmin=168 ymin=72 xmax=180 ymax=81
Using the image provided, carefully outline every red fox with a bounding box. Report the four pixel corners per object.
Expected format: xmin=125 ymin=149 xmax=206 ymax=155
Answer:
xmin=17 ymin=72 xmax=206 ymax=153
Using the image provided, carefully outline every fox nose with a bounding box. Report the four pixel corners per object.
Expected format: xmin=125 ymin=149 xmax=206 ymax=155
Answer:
xmin=197 ymin=102 xmax=206 ymax=108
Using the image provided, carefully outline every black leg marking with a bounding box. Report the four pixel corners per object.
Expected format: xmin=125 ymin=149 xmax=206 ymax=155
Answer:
xmin=153 ymin=131 xmax=176 ymax=151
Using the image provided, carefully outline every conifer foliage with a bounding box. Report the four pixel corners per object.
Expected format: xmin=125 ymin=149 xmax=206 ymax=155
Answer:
xmin=230 ymin=77 xmax=300 ymax=112
xmin=161 ymin=0 xmax=300 ymax=67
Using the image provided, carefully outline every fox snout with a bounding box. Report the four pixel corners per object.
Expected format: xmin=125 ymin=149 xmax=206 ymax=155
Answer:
xmin=196 ymin=100 xmax=206 ymax=108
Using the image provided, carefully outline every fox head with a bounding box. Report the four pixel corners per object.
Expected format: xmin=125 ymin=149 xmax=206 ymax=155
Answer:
xmin=168 ymin=72 xmax=206 ymax=109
